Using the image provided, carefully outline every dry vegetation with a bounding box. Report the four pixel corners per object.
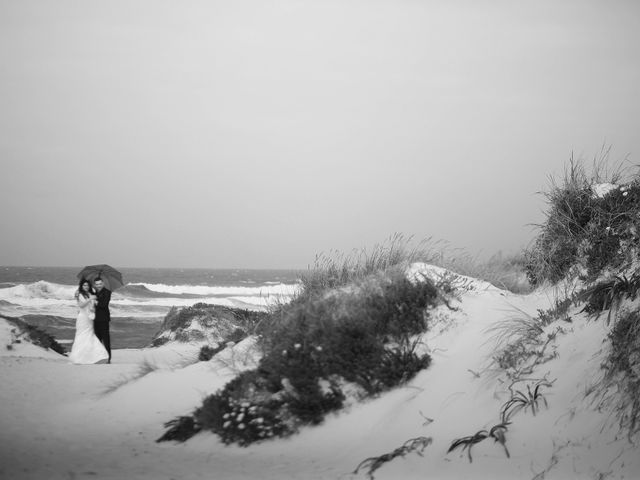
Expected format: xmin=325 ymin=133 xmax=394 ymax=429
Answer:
xmin=2 ymin=314 xmax=66 ymax=355
xmin=159 ymin=236 xmax=459 ymax=445
xmin=516 ymin=152 xmax=640 ymax=438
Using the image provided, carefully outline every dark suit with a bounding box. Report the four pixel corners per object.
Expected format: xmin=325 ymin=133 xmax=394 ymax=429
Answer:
xmin=94 ymin=288 xmax=111 ymax=361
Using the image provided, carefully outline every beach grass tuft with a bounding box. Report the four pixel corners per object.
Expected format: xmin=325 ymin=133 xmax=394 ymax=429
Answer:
xmin=603 ymin=308 xmax=640 ymax=437
xmin=525 ymin=150 xmax=640 ymax=285
xmin=500 ymin=379 xmax=552 ymax=422
xmin=447 ymin=423 xmax=510 ymax=463
xmin=353 ymin=436 xmax=433 ymax=479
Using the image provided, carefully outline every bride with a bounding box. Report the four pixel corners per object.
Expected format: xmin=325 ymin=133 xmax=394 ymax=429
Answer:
xmin=69 ymin=278 xmax=109 ymax=364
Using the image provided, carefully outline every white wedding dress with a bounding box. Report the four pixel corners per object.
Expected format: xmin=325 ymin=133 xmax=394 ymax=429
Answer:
xmin=69 ymin=293 xmax=109 ymax=365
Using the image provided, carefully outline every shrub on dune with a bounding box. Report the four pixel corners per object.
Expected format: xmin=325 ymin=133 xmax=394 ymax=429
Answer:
xmin=508 ymin=150 xmax=640 ymax=441
xmin=258 ymin=270 xmax=440 ymax=396
xmin=579 ymin=273 xmax=640 ymax=323
xmin=151 ymin=304 xmax=265 ymax=347
xmin=160 ymin=254 xmax=454 ymax=445
xmin=159 ymin=235 xmax=528 ymax=446
xmin=525 ymin=154 xmax=640 ymax=285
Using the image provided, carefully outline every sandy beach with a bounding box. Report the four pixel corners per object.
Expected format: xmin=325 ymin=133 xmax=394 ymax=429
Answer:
xmin=2 ymin=267 xmax=639 ymax=480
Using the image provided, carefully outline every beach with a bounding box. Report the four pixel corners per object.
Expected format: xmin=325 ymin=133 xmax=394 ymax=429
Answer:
xmin=2 ymin=265 xmax=639 ymax=480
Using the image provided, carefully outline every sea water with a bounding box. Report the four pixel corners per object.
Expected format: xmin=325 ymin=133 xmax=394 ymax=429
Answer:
xmin=0 ymin=267 xmax=302 ymax=349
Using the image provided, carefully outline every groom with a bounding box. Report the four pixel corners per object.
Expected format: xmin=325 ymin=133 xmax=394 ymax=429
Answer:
xmin=93 ymin=277 xmax=112 ymax=363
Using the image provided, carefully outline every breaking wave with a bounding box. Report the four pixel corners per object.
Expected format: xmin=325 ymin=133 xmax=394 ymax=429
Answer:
xmin=128 ymin=282 xmax=300 ymax=297
xmin=0 ymin=279 xmax=300 ymax=320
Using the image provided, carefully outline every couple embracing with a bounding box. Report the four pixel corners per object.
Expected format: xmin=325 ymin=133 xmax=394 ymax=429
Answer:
xmin=69 ymin=277 xmax=112 ymax=365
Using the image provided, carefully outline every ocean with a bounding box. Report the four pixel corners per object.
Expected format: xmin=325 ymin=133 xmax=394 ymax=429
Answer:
xmin=0 ymin=266 xmax=302 ymax=349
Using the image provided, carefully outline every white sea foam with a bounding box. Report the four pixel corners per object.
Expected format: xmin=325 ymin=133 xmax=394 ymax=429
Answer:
xmin=0 ymin=281 xmax=77 ymax=301
xmin=113 ymin=297 xmax=252 ymax=309
xmin=0 ymin=294 xmax=270 ymax=314
xmin=0 ymin=280 xmax=295 ymax=318
xmin=129 ymin=282 xmax=301 ymax=297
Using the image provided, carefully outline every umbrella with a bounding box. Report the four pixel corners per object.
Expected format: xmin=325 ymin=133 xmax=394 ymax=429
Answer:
xmin=77 ymin=264 xmax=124 ymax=291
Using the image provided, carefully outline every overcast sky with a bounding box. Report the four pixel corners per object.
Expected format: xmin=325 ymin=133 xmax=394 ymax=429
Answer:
xmin=1 ymin=0 xmax=639 ymax=268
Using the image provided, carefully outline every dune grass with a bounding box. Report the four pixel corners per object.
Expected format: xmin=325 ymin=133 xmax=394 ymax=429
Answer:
xmin=354 ymin=437 xmax=433 ymax=479
xmin=159 ymin=238 xmax=462 ymax=446
xmin=433 ymin=250 xmax=531 ymax=294
xmin=297 ymin=233 xmax=444 ymax=296
xmin=158 ymin=235 xmax=536 ymax=446
xmin=518 ymin=151 xmax=640 ymax=439
xmin=492 ymin=149 xmax=640 ymax=442
xmin=2 ymin=315 xmax=66 ymax=355
xmin=486 ymin=293 xmax=575 ymax=381
xmin=578 ymin=273 xmax=640 ymax=323
xmin=190 ymin=268 xmax=446 ymax=446
xmin=604 ymin=308 xmax=640 ymax=437
xmin=525 ymin=151 xmax=640 ymax=285
xmin=447 ymin=423 xmax=510 ymax=463
xmin=299 ymin=233 xmax=531 ymax=296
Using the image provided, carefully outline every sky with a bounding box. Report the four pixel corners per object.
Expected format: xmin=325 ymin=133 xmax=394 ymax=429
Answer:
xmin=1 ymin=0 xmax=639 ymax=269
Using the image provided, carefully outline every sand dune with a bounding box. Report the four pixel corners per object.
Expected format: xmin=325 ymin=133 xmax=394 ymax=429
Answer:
xmin=1 ymin=266 xmax=639 ymax=479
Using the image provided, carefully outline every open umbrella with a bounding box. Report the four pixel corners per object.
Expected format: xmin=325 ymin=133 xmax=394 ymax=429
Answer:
xmin=77 ymin=264 xmax=124 ymax=291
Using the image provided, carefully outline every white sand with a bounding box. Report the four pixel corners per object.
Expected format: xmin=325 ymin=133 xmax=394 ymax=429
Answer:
xmin=1 ymin=266 xmax=639 ymax=480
